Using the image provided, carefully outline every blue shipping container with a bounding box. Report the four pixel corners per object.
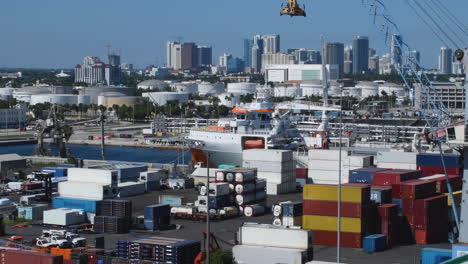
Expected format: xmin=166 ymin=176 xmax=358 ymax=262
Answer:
xmin=391 ymin=198 xmax=403 ymax=216
xmin=144 ymin=204 xmax=170 ymax=220
xmin=282 ymin=202 xmax=303 ymax=217
xmin=52 ymin=197 xmax=98 ymax=213
xmin=57 ymin=164 xmax=75 ymax=168
xmin=416 ymin=153 xmax=460 ymax=168
xmin=421 ymin=248 xmax=452 ymax=264
xmin=42 ymin=167 xmax=68 ymax=177
xmin=146 ymin=181 xmax=160 ymax=191
xmin=159 ymin=195 xmax=186 ymax=207
xmin=349 ymin=168 xmax=390 ymax=184
xmin=17 ymin=204 xmax=49 ymax=220
xmin=144 ymin=216 xmax=170 ymax=230
xmin=363 ymin=234 xmax=387 ymax=253
xmin=208 ymin=195 xmax=230 ymax=209
xmin=382 ymin=113 xmax=394 ymax=119
xmin=452 ymin=244 xmax=468 ymax=259
xmin=370 ymin=188 xmax=392 ymax=204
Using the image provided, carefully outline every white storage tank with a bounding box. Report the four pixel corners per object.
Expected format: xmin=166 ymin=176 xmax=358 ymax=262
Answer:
xmin=197 ymin=82 xmax=225 ymax=96
xmin=142 ymin=92 xmax=189 ymax=106
xmin=0 ymin=88 xmax=15 ymax=97
xmin=357 ymin=81 xmax=379 ymax=98
xmin=171 ymin=82 xmax=198 ymax=94
xmin=217 ymin=93 xmax=240 ymax=108
xmin=43 ymin=208 xmax=86 ymax=226
xmin=227 ymin=83 xmax=257 ymax=95
xmin=379 ymin=82 xmax=406 ymax=97
xmin=30 ymin=94 xmax=78 ymax=105
xmin=77 ymin=95 xmax=91 ymax=105
xmin=348 ymin=87 xmax=362 ymax=98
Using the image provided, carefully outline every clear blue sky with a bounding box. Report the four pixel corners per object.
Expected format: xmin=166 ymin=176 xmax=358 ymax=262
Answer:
xmin=0 ymin=0 xmax=467 ymax=69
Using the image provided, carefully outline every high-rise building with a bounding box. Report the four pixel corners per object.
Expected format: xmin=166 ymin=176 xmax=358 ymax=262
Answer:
xmin=75 ymin=56 xmax=121 ymax=85
xmin=368 ymin=48 xmax=377 ymax=57
xmin=181 ymin=43 xmax=198 ymax=70
xmin=325 ymin=42 xmax=345 ymax=74
xmin=198 ymin=46 xmax=212 ymax=66
xmin=344 ymin=46 xmax=353 ymax=62
xmin=369 ymin=55 xmax=379 ymax=74
xmin=251 ymin=44 xmax=262 ymax=73
xmin=344 ymin=61 xmax=353 ymax=74
xmin=166 ymin=41 xmax=177 ymax=68
xmin=294 ymin=49 xmax=309 ymax=64
xmin=287 ymin=48 xmax=299 ymax=54
xmin=379 ymin=53 xmax=392 ymax=75
xmin=219 ymin=53 xmax=232 ymax=68
xmin=408 ymin=50 xmax=421 ymax=71
xmin=308 ymin=50 xmax=321 ymax=64
xmin=262 ymin=34 xmax=280 ymax=54
xmin=439 ymin=47 xmax=453 ymax=74
xmin=453 ymin=60 xmax=465 ymax=75
xmin=227 ymin=57 xmax=245 ymax=73
xmin=243 ymin=39 xmax=254 ymax=67
xmin=167 ymin=42 xmax=183 ymax=70
xmin=390 ymin=34 xmax=403 ymax=71
xmin=107 ymin=54 xmax=122 ymax=85
xmin=352 ymin=36 xmax=369 ymax=74
xmin=261 ymin=53 xmax=295 ymax=72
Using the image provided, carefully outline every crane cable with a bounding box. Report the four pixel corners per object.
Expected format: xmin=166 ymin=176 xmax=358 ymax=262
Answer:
xmin=422 ymin=0 xmax=466 ymax=47
xmin=411 ymin=0 xmax=460 ymax=49
xmin=428 ymin=0 xmax=468 ymax=40
xmin=404 ymin=0 xmax=450 ymax=48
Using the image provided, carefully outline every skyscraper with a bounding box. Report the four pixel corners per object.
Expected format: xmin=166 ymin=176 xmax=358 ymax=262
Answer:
xmin=308 ymin=50 xmax=321 ymax=64
xmin=439 ymin=47 xmax=453 ymax=74
xmin=390 ymin=34 xmax=403 ymax=70
xmin=368 ymin=48 xmax=377 ymax=58
xmin=243 ymin=39 xmax=254 ymax=67
xmin=352 ymin=36 xmax=369 ymax=74
xmin=344 ymin=46 xmax=353 ymax=62
xmin=219 ymin=53 xmax=232 ymax=67
xmin=251 ymin=44 xmax=261 ymax=73
xmin=166 ymin=41 xmax=177 ymax=68
xmin=262 ymin=34 xmax=280 ymax=54
xmin=198 ymin=46 xmax=212 ymax=66
xmin=325 ymin=42 xmax=345 ymax=74
xmin=408 ymin=50 xmax=421 ymax=71
xmin=369 ymin=55 xmax=379 ymax=74
xmin=75 ymin=56 xmax=121 ymax=85
xmin=181 ymin=43 xmax=198 ymax=70
xmin=166 ymin=41 xmax=182 ymax=70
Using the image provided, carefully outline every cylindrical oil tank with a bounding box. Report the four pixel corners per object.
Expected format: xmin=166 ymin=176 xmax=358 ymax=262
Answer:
xmin=197 ymin=82 xmax=225 ymax=96
xmin=357 ymin=81 xmax=379 ymax=98
xmin=171 ymin=82 xmax=198 ymax=94
xmin=227 ymin=83 xmax=257 ymax=95
xmin=30 ymin=94 xmax=78 ymax=105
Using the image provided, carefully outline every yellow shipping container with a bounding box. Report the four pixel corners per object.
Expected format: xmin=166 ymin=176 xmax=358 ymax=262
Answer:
xmin=303 ymin=215 xmax=365 ymax=233
xmin=303 ymin=184 xmax=369 ymax=204
xmin=445 ymin=191 xmax=462 ymax=207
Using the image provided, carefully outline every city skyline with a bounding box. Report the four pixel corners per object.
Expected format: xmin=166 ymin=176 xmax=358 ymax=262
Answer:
xmin=0 ymin=0 xmax=467 ymax=69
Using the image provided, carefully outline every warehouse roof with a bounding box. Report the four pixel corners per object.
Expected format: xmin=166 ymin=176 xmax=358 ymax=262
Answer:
xmin=0 ymin=154 xmax=24 ymax=162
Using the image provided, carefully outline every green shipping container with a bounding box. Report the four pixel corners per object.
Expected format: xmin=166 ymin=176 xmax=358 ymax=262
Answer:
xmin=17 ymin=204 xmax=49 ymax=220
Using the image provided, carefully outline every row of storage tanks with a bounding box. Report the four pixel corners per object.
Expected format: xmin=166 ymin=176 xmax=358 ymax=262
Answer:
xmin=170 ymin=81 xmax=257 ymax=96
xmin=296 ymin=81 xmax=407 ymax=99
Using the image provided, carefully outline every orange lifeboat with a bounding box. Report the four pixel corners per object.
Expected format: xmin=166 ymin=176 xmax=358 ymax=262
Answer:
xmin=244 ymin=139 xmax=265 ymax=149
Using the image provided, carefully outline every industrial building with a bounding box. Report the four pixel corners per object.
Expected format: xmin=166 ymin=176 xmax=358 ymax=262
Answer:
xmin=142 ymin=92 xmax=189 ymax=106
xmin=0 ymin=154 xmax=26 ymax=172
xmin=261 ymin=53 xmax=295 ymax=72
xmin=265 ymin=64 xmax=340 ymax=83
xmin=415 ymin=81 xmax=465 ymax=114
xmin=97 ymin=96 xmax=145 ymax=108
xmin=0 ymin=104 xmax=27 ymax=127
xmin=79 ymin=86 xmax=134 ymax=104
xmin=13 ymin=86 xmax=74 ymax=103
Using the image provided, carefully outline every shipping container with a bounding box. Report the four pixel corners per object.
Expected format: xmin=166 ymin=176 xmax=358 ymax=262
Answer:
xmin=373 ymin=170 xmax=422 ymax=185
xmin=303 ymin=215 xmax=368 ymax=233
xmin=312 ymin=230 xmax=362 ymax=248
xmin=243 ymin=149 xmax=293 ymax=162
xmin=303 ymin=200 xmax=367 ymax=218
xmin=17 ymin=204 xmax=48 ymax=220
xmin=266 ymin=181 xmax=296 ymax=195
xmin=242 ymin=160 xmax=296 ymax=173
xmin=159 ymin=195 xmax=187 ymax=207
xmin=420 ymin=174 xmax=462 ymax=193
xmin=144 ymin=216 xmax=170 ymax=230
xmin=67 ymin=168 xmax=118 ymax=185
xmin=233 ymin=245 xmax=313 ymax=264
xmin=308 ymin=149 xmax=350 ymax=160
xmin=258 ymin=170 xmax=296 ymax=184
xmin=58 ymin=181 xmax=117 ymax=200
xmin=370 ymin=187 xmax=392 ymax=204
xmin=2 ymin=249 xmax=63 ymax=264
xmin=94 ymin=216 xmax=130 ymax=233
xmin=349 ymin=168 xmax=390 ymax=184
xmin=282 ymin=201 xmax=303 ymax=217
xmin=236 ymin=191 xmax=266 ymax=205
xmin=238 ymin=223 xmax=313 ymax=250
xmin=400 ymin=180 xmax=437 ymax=199
xmin=208 ymin=183 xmax=230 ymax=196
xmin=377 ymin=151 xmax=417 ymax=163
xmin=421 ymin=248 xmax=452 ymax=264
xmin=303 ymin=184 xmax=370 ymax=204
xmin=21 ymin=182 xmax=43 ymax=192
xmin=243 ymin=204 xmax=265 ymax=217
xmin=417 ymin=165 xmax=462 ymax=177
xmin=43 ymin=208 xmax=86 ymax=226
xmin=97 ymin=200 xmax=132 ymax=219
xmin=296 ymin=168 xmax=308 ymax=179
xmin=377 ymin=162 xmax=418 ymax=170
xmin=53 ymin=196 xmax=98 ymax=213
xmin=42 ymin=167 xmax=68 ymax=177
xmin=416 ymin=153 xmax=461 ymax=167
xmin=144 ymin=204 xmax=170 ymax=220
xmin=414 ymin=228 xmax=448 ymax=244
xmin=197 ymin=195 xmax=232 ymax=208
xmin=282 ymin=216 xmax=303 ymax=227
xmin=363 ymin=234 xmax=387 ymax=252
xmin=117 ymin=182 xmax=146 ymax=197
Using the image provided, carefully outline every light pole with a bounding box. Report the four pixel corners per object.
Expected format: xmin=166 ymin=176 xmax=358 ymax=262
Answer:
xmin=205 ymin=153 xmax=211 ymax=264
xmin=337 ymin=84 xmax=344 ymax=263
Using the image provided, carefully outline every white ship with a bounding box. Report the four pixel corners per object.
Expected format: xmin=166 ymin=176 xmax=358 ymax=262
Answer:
xmin=187 ymin=99 xmax=304 ymax=167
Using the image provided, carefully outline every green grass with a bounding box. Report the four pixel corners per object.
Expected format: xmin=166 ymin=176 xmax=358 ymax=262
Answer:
xmin=0 ymin=134 xmax=34 ymax=139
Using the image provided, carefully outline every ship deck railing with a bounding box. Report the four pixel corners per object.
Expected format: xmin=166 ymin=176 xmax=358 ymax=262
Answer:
xmin=190 ymin=127 xmax=271 ymax=135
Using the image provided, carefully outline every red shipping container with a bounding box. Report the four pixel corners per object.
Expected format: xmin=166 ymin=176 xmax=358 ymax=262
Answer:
xmin=417 ymin=165 xmax=462 ymax=177
xmin=2 ymin=250 xmax=63 ymax=264
xmin=377 ymin=204 xmax=399 ymax=247
xmin=392 ymin=184 xmax=402 ymax=198
xmin=303 ymin=200 xmax=368 ymax=218
xmin=402 ymin=199 xmax=416 ymax=215
xmin=400 ymin=180 xmax=437 ymax=199
xmin=377 ymin=204 xmax=398 ymax=219
xmin=296 ymin=168 xmax=308 ymax=179
xmin=414 ymin=228 xmax=448 ymax=244
xmin=413 ymin=214 xmax=448 ymax=230
xmin=20 ymin=182 xmax=43 ymax=192
xmin=432 ymin=175 xmax=463 ymax=193
xmin=373 ymin=170 xmax=422 ymax=186
xmin=414 ymin=195 xmax=447 ymax=215
xmin=313 ymin=230 xmax=363 ymax=248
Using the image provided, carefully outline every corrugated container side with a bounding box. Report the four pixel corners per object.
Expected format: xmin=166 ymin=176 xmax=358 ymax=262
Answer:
xmin=312 ymin=230 xmax=362 ymax=248
xmin=303 ymin=200 xmax=367 ymax=218
xmin=302 ymin=215 xmax=368 ymax=233
xmin=159 ymin=195 xmax=186 ymax=207
xmin=53 ymin=197 xmax=98 ymax=213
xmin=421 ymin=248 xmax=451 ymax=264
xmin=416 ymin=153 xmax=460 ymax=167
xmin=303 ymin=184 xmax=369 ymax=204
xmin=400 ymin=180 xmax=437 ymax=199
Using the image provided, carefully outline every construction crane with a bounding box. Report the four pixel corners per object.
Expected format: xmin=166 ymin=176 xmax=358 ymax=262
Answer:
xmin=35 ymin=104 xmax=72 ymax=158
xmin=280 ymin=0 xmax=306 ymax=17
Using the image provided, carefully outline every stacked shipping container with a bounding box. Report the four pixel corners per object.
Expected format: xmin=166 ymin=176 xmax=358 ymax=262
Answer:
xmin=94 ymin=200 xmax=132 ymax=233
xmin=144 ymin=204 xmax=171 ymax=230
xmin=302 ymin=184 xmax=372 ymax=248
xmin=416 ymin=153 xmax=462 ymax=176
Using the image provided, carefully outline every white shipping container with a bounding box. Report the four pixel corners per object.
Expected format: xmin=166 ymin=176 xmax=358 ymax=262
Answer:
xmin=348 ymin=155 xmax=373 ymax=167
xmin=7 ymin=182 xmax=22 ymax=191
xmin=266 ymin=181 xmax=296 ymax=195
xmin=242 ymin=160 xmax=296 ymax=173
xmin=233 ymin=245 xmax=313 ymax=264
xmin=43 ymin=208 xmax=85 ymax=226
xmin=118 ymin=182 xmax=146 ymax=197
xmin=58 ymin=181 xmax=117 ymax=200
xmin=208 ymin=183 xmax=230 ymax=196
xmin=282 ymin=216 xmax=302 ymax=227
xmin=234 ymin=171 xmax=256 ymax=183
xmin=238 ymin=223 xmax=313 ymax=250
xmin=243 ymin=149 xmax=293 ymax=162
xmin=376 ymin=151 xmax=417 ymax=163
xmin=243 ymin=204 xmax=265 ymax=217
xmin=308 ymin=149 xmax=350 ymax=160
xmin=139 ymin=171 xmax=163 ymax=182
xmin=67 ymin=168 xmax=117 ymax=185
xmin=376 ymin=162 xmax=417 ymax=170
xmin=171 ymin=206 xmax=196 ymax=215
xmin=235 ymin=183 xmax=256 ymax=194
xmin=257 ymin=170 xmax=296 ymax=184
